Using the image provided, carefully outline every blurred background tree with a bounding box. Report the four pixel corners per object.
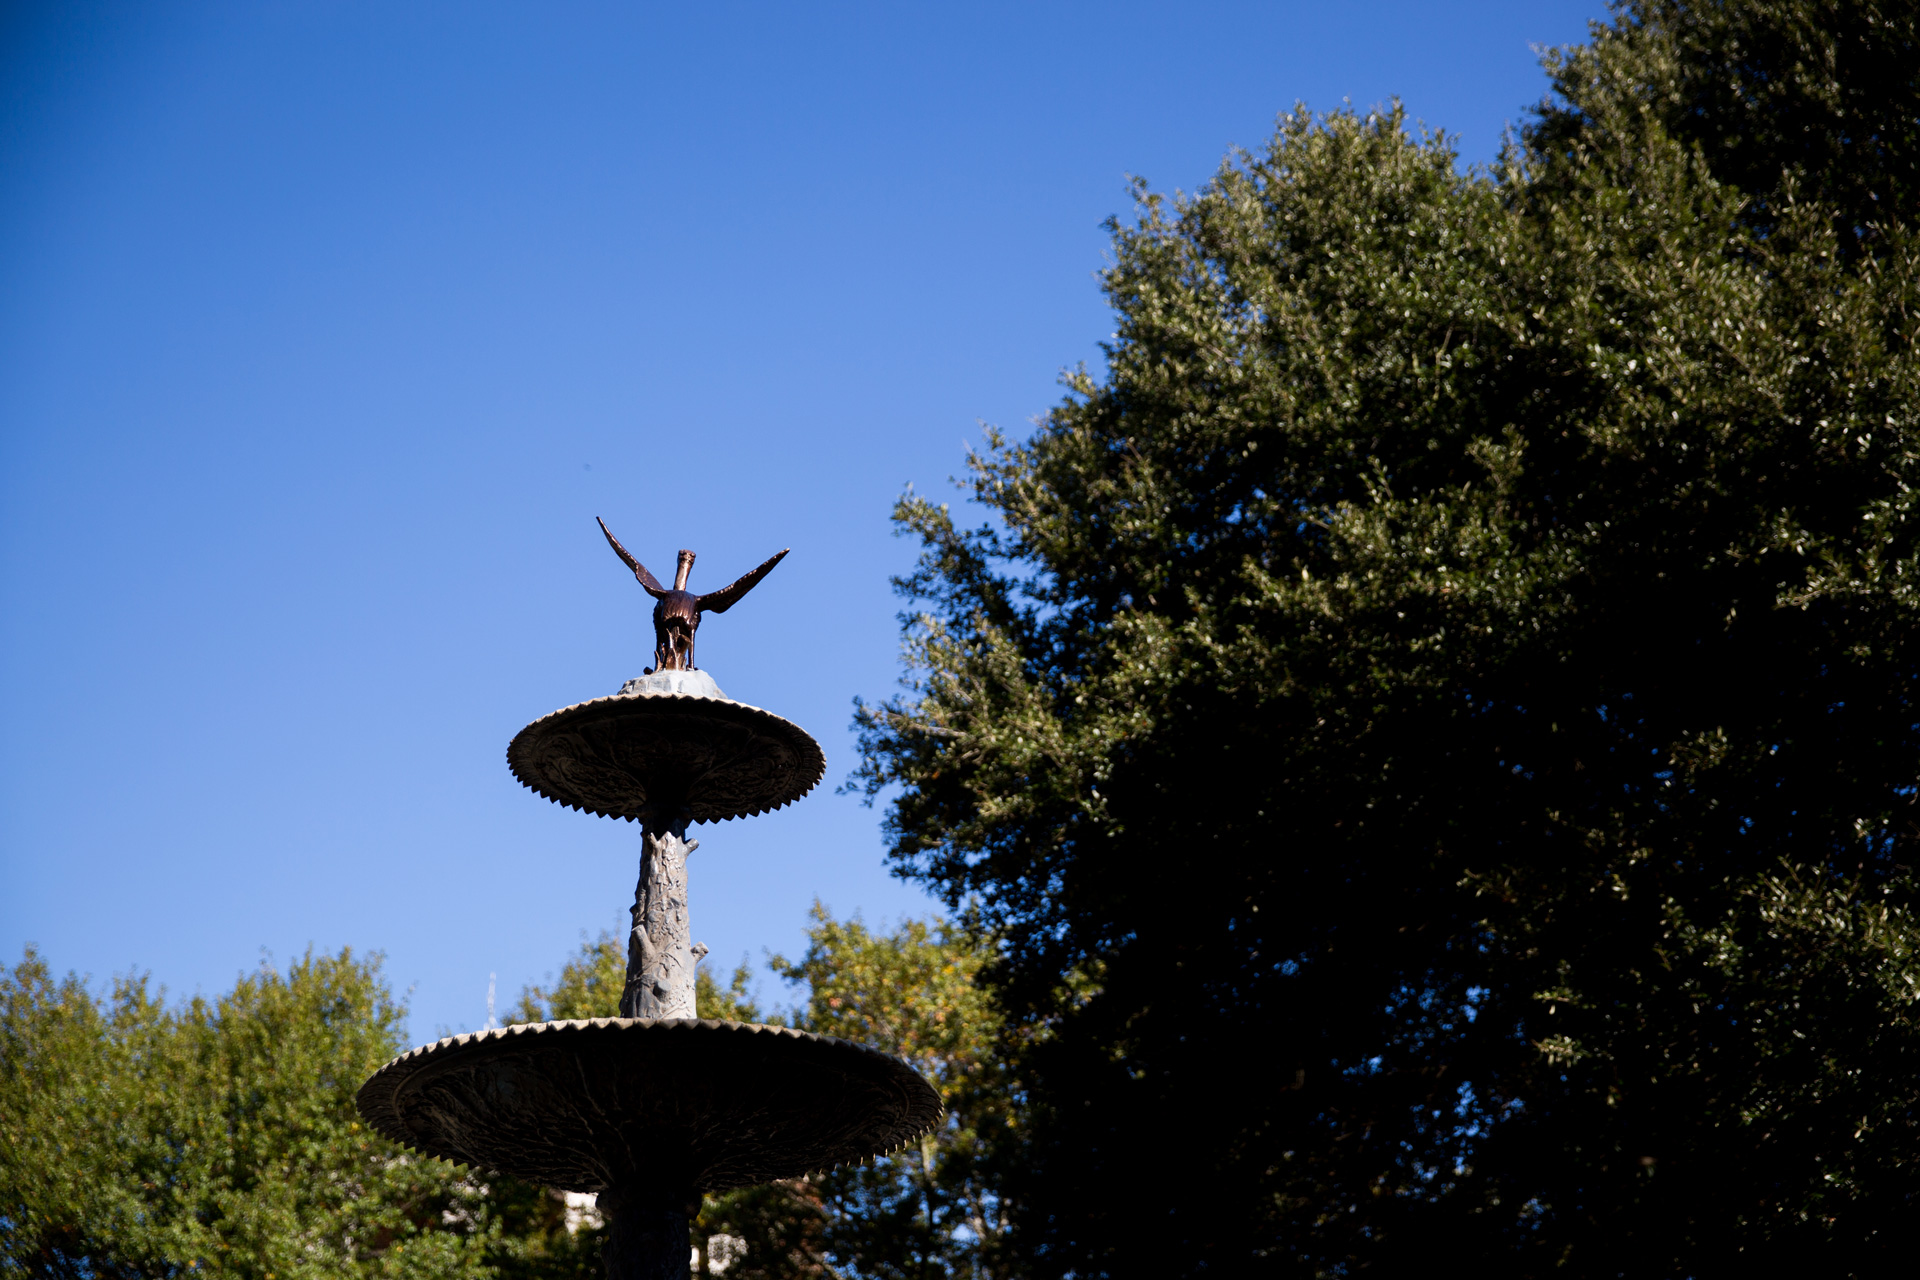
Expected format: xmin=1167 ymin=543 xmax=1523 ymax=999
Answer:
xmin=855 ymin=0 xmax=1919 ymax=1272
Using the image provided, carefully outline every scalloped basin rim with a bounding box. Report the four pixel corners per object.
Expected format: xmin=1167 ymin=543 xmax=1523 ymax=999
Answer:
xmin=506 ymin=690 xmax=826 ymax=824
xmin=355 ymin=1017 xmax=945 ymax=1193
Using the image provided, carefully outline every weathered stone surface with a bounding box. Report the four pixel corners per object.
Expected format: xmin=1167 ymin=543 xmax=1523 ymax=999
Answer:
xmin=354 ymin=1019 xmax=944 ymax=1194
xmin=617 ymin=670 xmax=726 ymax=700
xmin=622 ymin=823 xmax=696 ymax=1019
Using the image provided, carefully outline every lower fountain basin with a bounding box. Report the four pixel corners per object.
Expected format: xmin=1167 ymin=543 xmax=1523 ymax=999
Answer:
xmin=355 ymin=1018 xmax=943 ymax=1193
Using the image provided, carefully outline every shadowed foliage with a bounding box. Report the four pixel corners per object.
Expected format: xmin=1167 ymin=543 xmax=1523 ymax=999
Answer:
xmin=854 ymin=1 xmax=1920 ymax=1271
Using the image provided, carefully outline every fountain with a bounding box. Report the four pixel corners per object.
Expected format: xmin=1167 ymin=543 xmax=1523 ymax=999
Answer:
xmin=357 ymin=524 xmax=942 ymax=1279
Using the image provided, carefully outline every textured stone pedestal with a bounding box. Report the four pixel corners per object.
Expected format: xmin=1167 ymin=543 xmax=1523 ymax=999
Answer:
xmin=622 ymin=822 xmax=700 ymax=1019
xmin=598 ymin=1187 xmax=695 ymax=1280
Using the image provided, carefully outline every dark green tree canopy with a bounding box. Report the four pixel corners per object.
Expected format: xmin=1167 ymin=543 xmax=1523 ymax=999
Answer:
xmin=856 ymin=1 xmax=1920 ymax=1271
xmin=1531 ymin=0 xmax=1917 ymax=249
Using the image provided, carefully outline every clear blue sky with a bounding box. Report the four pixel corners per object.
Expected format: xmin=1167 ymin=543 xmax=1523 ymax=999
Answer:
xmin=1 ymin=1 xmax=1603 ymax=1038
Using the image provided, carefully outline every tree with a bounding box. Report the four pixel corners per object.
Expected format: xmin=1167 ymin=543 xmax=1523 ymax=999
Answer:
xmin=765 ymin=907 xmax=1015 ymax=1280
xmin=1 ymin=947 xmax=495 ymax=1278
xmin=853 ymin=1 xmax=1920 ymax=1271
xmin=1531 ymin=0 xmax=1917 ymax=253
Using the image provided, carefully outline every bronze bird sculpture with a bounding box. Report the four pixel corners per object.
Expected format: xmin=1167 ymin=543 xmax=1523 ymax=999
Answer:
xmin=597 ymin=517 xmax=789 ymax=673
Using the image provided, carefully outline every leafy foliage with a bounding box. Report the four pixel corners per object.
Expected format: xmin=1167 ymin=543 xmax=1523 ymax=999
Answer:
xmin=1531 ymin=0 xmax=1918 ymax=251
xmin=763 ymin=907 xmax=1014 ymax=1280
xmin=512 ymin=930 xmax=765 ymax=1028
xmin=854 ymin=0 xmax=1920 ymax=1271
xmin=1 ymin=947 xmax=493 ymax=1278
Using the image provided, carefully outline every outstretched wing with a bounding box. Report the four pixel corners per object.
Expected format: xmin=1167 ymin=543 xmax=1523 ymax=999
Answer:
xmin=697 ymin=548 xmax=789 ymax=614
xmin=597 ymin=517 xmax=667 ymax=597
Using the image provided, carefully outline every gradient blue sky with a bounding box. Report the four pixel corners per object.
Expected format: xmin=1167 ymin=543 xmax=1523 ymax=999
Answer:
xmin=2 ymin=1 xmax=1604 ymax=1037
